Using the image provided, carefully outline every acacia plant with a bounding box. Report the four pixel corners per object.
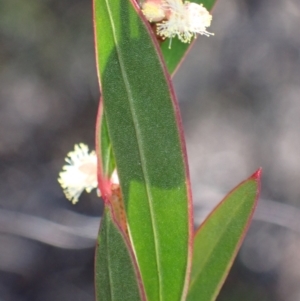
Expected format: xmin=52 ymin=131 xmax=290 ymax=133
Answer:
xmin=58 ymin=0 xmax=261 ymax=300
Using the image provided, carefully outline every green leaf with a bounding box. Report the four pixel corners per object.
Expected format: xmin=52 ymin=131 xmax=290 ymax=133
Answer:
xmin=187 ymin=170 xmax=261 ymax=301
xmin=97 ymin=0 xmax=218 ymax=179
xmin=95 ymin=208 xmax=145 ymax=301
xmin=160 ymin=0 xmax=217 ymax=74
xmin=94 ymin=0 xmax=192 ymax=301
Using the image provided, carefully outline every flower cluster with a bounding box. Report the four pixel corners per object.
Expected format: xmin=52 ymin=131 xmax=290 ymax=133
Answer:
xmin=142 ymin=0 xmax=213 ymax=47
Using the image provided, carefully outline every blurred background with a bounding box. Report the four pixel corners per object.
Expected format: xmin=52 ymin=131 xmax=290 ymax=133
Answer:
xmin=1 ymin=0 xmax=300 ymax=300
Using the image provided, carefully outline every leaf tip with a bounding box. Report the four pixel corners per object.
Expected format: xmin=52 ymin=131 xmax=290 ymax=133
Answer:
xmin=251 ymin=167 xmax=262 ymax=181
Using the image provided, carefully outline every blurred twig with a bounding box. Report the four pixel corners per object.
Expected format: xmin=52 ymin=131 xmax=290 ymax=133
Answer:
xmin=0 ymin=208 xmax=100 ymax=249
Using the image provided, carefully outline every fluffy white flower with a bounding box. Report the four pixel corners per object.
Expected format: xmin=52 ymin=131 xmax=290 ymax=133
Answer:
xmin=158 ymin=0 xmax=213 ymax=45
xmin=58 ymin=143 xmax=98 ymax=204
xmin=142 ymin=0 xmax=213 ymax=47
